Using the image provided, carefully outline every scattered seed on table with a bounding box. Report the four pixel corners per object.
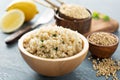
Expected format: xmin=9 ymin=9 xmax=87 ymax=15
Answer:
xmin=88 ymin=57 xmax=120 ymax=80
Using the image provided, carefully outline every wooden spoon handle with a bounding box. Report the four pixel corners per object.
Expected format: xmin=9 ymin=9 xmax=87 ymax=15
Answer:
xmin=33 ymin=0 xmax=55 ymax=10
xmin=45 ymin=0 xmax=59 ymax=9
xmin=56 ymin=0 xmax=65 ymax=5
xmin=5 ymin=26 xmax=32 ymax=44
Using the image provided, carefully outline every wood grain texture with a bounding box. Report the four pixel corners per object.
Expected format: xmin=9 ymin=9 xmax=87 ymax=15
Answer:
xmin=84 ymin=18 xmax=119 ymax=36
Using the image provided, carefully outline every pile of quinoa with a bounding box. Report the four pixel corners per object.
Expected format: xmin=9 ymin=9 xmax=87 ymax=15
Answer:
xmin=23 ymin=25 xmax=83 ymax=59
xmin=88 ymin=57 xmax=120 ymax=80
xmin=60 ymin=4 xmax=90 ymax=19
xmin=88 ymin=32 xmax=117 ymax=46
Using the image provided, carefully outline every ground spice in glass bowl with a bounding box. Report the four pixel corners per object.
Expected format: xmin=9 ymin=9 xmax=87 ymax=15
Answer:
xmin=87 ymin=32 xmax=119 ymax=58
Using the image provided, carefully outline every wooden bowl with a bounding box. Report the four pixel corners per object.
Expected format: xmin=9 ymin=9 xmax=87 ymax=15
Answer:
xmin=54 ymin=9 xmax=92 ymax=34
xmin=18 ymin=28 xmax=89 ymax=76
xmin=87 ymin=32 xmax=119 ymax=58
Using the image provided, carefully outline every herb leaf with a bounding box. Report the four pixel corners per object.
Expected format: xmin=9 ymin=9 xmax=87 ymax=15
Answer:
xmin=62 ymin=41 xmax=65 ymax=44
xmin=53 ymin=47 xmax=58 ymax=51
xmin=41 ymin=40 xmax=44 ymax=42
xmin=92 ymin=12 xmax=100 ymax=19
xmin=102 ymin=15 xmax=110 ymax=21
xmin=52 ymin=34 xmax=57 ymax=37
xmin=40 ymin=45 xmax=45 ymax=48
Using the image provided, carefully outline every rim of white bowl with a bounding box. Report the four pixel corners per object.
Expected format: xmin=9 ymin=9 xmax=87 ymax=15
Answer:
xmin=18 ymin=28 xmax=89 ymax=62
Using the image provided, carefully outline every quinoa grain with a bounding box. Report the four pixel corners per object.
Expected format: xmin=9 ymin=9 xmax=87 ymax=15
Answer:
xmin=23 ymin=25 xmax=83 ymax=59
xmin=88 ymin=57 xmax=120 ymax=80
xmin=60 ymin=4 xmax=90 ymax=19
xmin=88 ymin=32 xmax=117 ymax=46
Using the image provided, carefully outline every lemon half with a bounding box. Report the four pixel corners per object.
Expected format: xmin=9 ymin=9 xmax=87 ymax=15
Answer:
xmin=0 ymin=9 xmax=25 ymax=33
xmin=7 ymin=0 xmax=38 ymax=22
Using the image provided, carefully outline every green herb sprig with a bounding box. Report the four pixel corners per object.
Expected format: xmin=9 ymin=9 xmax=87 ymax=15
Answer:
xmin=53 ymin=47 xmax=58 ymax=51
xmin=92 ymin=11 xmax=100 ymax=19
xmin=101 ymin=15 xmax=110 ymax=21
xmin=92 ymin=11 xmax=110 ymax=21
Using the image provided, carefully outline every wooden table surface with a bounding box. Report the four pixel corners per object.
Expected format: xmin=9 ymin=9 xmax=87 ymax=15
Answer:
xmin=0 ymin=0 xmax=120 ymax=80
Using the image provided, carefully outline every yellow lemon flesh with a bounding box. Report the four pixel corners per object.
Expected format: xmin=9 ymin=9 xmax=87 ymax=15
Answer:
xmin=0 ymin=9 xmax=25 ymax=33
xmin=7 ymin=0 xmax=38 ymax=22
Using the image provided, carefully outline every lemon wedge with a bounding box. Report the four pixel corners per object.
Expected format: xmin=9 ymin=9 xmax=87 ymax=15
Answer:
xmin=7 ymin=0 xmax=38 ymax=22
xmin=0 ymin=9 xmax=25 ymax=33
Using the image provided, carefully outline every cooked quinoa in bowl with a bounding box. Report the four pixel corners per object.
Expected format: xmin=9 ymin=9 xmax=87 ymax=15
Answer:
xmin=23 ymin=25 xmax=83 ymax=59
xmin=18 ymin=25 xmax=89 ymax=76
